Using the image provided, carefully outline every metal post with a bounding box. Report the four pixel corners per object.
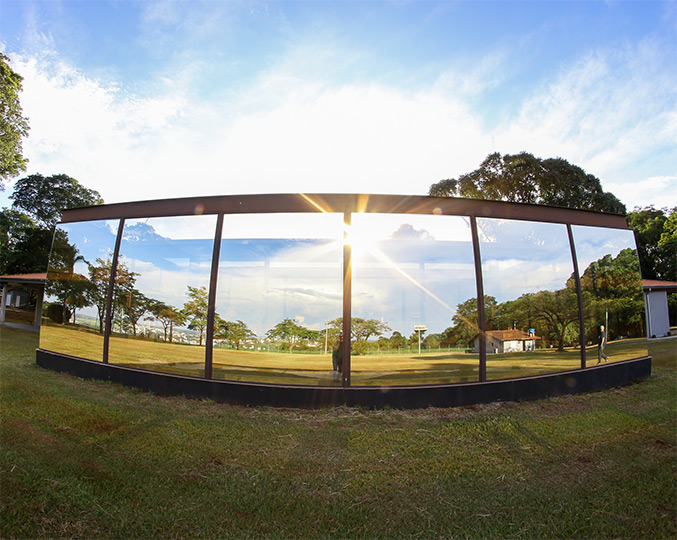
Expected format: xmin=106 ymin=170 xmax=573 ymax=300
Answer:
xmin=470 ymin=216 xmax=487 ymax=382
xmin=567 ymin=224 xmax=586 ymax=368
xmin=205 ymin=214 xmax=224 ymax=379
xmin=342 ymin=211 xmax=352 ymax=388
xmin=103 ymin=218 xmax=125 ymax=364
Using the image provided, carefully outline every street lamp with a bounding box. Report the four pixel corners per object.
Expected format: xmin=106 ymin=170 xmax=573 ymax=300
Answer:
xmin=414 ymin=325 xmax=427 ymax=354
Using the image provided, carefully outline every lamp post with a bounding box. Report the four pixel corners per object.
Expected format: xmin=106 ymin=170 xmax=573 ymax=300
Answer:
xmin=414 ymin=325 xmax=427 ymax=354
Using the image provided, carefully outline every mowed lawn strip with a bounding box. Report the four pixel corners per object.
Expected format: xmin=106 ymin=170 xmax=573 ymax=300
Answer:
xmin=1 ymin=325 xmax=675 ymax=539
xmin=38 ymin=323 xmax=649 ymax=386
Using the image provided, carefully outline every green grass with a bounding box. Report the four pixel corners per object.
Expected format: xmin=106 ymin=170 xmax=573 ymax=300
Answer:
xmin=2 ymin=325 xmax=676 ymax=539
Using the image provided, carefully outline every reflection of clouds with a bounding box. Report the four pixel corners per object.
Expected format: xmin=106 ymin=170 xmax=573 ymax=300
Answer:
xmin=571 ymin=226 xmax=635 ymax=269
xmin=482 ymin=259 xmax=572 ymax=302
xmin=353 ymin=213 xmax=471 ymax=242
xmin=223 ymin=213 xmax=344 ymax=240
xmin=125 ymin=258 xmax=210 ymax=319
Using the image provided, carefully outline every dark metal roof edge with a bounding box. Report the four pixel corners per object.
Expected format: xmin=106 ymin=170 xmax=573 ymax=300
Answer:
xmin=59 ymin=193 xmax=629 ymax=229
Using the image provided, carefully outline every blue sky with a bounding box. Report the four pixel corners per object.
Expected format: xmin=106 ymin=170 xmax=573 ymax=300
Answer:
xmin=1 ymin=0 xmax=675 ymax=210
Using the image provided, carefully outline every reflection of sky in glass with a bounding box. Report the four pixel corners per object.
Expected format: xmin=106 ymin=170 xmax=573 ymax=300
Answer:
xmin=479 ymin=219 xmax=573 ymax=303
xmin=118 ymin=216 xmax=217 ymax=322
xmin=352 ymin=214 xmax=476 ymax=336
xmin=571 ymin=225 xmax=636 ymax=272
xmin=216 ymin=214 xmax=344 ymax=336
xmin=47 ymin=220 xmax=119 ymax=319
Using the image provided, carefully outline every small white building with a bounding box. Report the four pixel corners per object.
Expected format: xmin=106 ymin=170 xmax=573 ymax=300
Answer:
xmin=472 ymin=329 xmax=541 ymax=354
xmin=643 ymin=279 xmax=677 ymax=339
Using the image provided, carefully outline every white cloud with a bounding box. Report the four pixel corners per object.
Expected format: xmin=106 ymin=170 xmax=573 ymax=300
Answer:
xmin=492 ymin=39 xmax=677 ymax=196
xmin=605 ymin=176 xmax=677 ymax=211
xmin=6 ymin=36 xmax=675 ymax=211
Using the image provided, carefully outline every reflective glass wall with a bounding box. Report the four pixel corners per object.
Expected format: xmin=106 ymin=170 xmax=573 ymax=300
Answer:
xmin=213 ymin=213 xmax=343 ymax=385
xmin=572 ymin=226 xmax=648 ymax=363
xmin=351 ymin=214 xmax=478 ymax=385
xmin=40 ymin=202 xmax=649 ymax=388
xmin=477 ymin=219 xmax=580 ymax=380
xmin=40 ymin=219 xmax=119 ymax=361
xmin=108 ymin=215 xmax=217 ymax=377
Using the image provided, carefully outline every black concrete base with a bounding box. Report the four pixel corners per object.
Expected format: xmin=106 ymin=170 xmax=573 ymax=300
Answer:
xmin=36 ymin=349 xmax=652 ymax=409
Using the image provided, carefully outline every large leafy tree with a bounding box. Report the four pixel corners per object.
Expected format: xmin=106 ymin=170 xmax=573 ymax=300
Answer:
xmin=183 ymin=285 xmax=209 ymax=346
xmin=87 ymin=258 xmax=136 ymax=333
xmin=328 ymin=317 xmax=390 ymax=354
xmin=627 ymin=206 xmax=676 ymax=282
xmin=266 ymin=318 xmax=318 ymax=353
xmin=1 ymin=173 xmax=103 ymax=273
xmin=147 ymin=301 xmax=186 ymax=343
xmin=214 ymin=317 xmax=256 ymax=350
xmin=10 ymin=173 xmax=103 ymax=227
xmin=443 ymin=295 xmax=499 ymax=347
xmin=429 ymin=152 xmax=626 ymax=215
xmin=0 ymin=54 xmax=29 ymax=187
xmin=0 ymin=209 xmax=52 ymax=274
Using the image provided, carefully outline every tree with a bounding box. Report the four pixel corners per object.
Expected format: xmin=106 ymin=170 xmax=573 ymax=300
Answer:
xmin=147 ymin=301 xmax=186 ymax=343
xmin=10 ymin=173 xmax=103 ymax=227
xmin=628 ymin=206 xmax=676 ymax=282
xmin=266 ymin=318 xmax=317 ymax=353
xmin=183 ymin=285 xmax=209 ymax=346
xmin=0 ymin=209 xmax=52 ymax=274
xmin=328 ymin=317 xmax=390 ymax=355
xmin=214 ymin=317 xmax=256 ymax=350
xmin=445 ymin=295 xmax=499 ymax=347
xmin=429 ymin=152 xmax=626 ymax=214
xmin=87 ymin=258 xmax=136 ymax=333
xmin=516 ymin=289 xmax=579 ymax=351
xmin=0 ymin=54 xmax=30 ymax=187
xmin=118 ymin=288 xmax=150 ymax=336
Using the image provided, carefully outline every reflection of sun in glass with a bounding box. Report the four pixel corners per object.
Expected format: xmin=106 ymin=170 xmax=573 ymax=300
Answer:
xmin=345 ymin=222 xmax=454 ymax=313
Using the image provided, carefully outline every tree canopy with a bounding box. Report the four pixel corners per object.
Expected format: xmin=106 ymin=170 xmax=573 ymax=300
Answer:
xmin=10 ymin=173 xmax=103 ymax=227
xmin=429 ymin=152 xmax=626 ymax=215
xmin=0 ymin=53 xmax=30 ymax=187
xmin=627 ymin=206 xmax=676 ymax=282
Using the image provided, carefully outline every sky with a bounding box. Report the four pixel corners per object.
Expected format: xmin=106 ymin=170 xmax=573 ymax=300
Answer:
xmin=1 ymin=0 xmax=676 ymax=211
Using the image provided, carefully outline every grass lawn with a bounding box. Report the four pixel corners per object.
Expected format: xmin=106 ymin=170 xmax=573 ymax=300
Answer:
xmin=2 ymin=325 xmax=675 ymax=539
xmin=38 ymin=322 xmax=650 ymax=387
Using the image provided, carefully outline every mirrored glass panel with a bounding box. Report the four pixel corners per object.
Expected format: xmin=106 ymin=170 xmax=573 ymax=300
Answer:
xmin=40 ymin=220 xmax=119 ymax=361
xmin=108 ymin=215 xmax=217 ymax=377
xmin=213 ymin=213 xmax=344 ymax=385
xmin=572 ymin=226 xmax=648 ymax=363
xmin=478 ymin=218 xmax=580 ymax=380
xmin=350 ymin=213 xmax=478 ymax=386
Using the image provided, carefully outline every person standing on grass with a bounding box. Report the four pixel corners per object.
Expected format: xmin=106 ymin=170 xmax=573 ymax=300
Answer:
xmin=332 ymin=333 xmax=344 ymax=382
xmin=598 ymin=324 xmax=609 ymax=364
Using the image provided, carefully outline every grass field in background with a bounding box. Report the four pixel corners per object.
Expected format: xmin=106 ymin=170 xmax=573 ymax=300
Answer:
xmin=1 ymin=325 xmax=675 ymax=539
xmin=39 ymin=322 xmax=650 ymax=386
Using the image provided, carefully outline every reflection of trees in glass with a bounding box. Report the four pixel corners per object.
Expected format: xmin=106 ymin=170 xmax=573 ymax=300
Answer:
xmin=45 ymin=229 xmax=90 ymax=324
xmin=183 ymin=285 xmax=209 ymax=346
xmin=87 ymin=258 xmax=136 ymax=333
xmin=266 ymin=318 xmax=320 ymax=353
xmin=510 ymin=288 xmax=579 ymax=351
xmin=579 ymin=248 xmax=644 ymax=340
xmin=147 ymin=300 xmax=186 ymax=343
xmin=442 ymin=296 xmax=497 ymax=347
xmin=117 ymin=288 xmax=149 ymax=336
xmin=328 ymin=317 xmax=390 ymax=355
xmin=214 ymin=317 xmax=256 ymax=350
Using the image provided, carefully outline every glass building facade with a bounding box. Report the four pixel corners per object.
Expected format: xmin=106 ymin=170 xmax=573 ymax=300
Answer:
xmin=37 ymin=194 xmax=650 ymax=407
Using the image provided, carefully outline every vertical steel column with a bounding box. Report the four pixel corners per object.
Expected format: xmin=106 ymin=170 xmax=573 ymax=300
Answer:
xmin=470 ymin=216 xmax=487 ymax=382
xmin=205 ymin=214 xmax=224 ymax=380
xmin=103 ymin=218 xmax=125 ymax=364
xmin=342 ymin=211 xmax=352 ymax=388
xmin=567 ymin=224 xmax=587 ymax=368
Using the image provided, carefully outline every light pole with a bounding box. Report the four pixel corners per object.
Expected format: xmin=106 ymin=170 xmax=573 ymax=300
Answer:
xmin=414 ymin=325 xmax=427 ymax=354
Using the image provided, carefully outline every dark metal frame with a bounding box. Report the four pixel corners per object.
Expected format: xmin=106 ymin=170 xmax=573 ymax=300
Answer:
xmin=37 ymin=193 xmax=649 ymax=408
